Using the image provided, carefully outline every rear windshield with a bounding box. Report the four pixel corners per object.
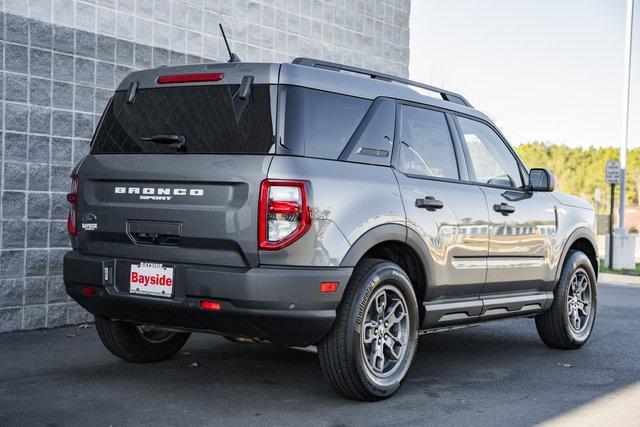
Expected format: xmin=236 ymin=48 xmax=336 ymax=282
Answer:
xmin=91 ymin=84 xmax=275 ymax=154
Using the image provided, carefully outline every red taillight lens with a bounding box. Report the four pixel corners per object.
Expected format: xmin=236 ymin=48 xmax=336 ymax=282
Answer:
xmin=67 ymin=173 xmax=79 ymax=237
xmin=156 ymin=73 xmax=224 ymax=84
xmin=268 ymin=200 xmax=300 ymax=215
xmin=258 ymin=180 xmax=312 ymax=251
xmin=200 ymin=300 xmax=221 ymax=311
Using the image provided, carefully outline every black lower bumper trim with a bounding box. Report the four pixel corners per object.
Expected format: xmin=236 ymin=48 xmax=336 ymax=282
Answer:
xmin=64 ymin=251 xmax=353 ymax=346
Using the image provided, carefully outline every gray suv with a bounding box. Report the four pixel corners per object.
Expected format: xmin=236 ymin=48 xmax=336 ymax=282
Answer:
xmin=64 ymin=58 xmax=598 ymax=401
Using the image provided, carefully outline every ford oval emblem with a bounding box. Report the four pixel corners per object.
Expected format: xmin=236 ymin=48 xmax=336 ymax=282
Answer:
xmin=81 ymin=212 xmax=97 ymax=223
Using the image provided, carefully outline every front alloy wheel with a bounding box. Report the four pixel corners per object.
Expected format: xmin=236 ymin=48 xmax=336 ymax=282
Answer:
xmin=95 ymin=316 xmax=190 ymax=363
xmin=135 ymin=325 xmax=177 ymax=344
xmin=566 ymin=268 xmax=592 ymax=335
xmin=536 ymin=250 xmax=597 ymax=349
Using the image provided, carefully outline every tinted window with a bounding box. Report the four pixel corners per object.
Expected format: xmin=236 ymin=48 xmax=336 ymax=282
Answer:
xmin=457 ymin=117 xmax=523 ymax=188
xmin=283 ymin=86 xmax=371 ymax=159
xmin=397 ymin=105 xmax=458 ymax=179
xmin=91 ymin=85 xmax=274 ymax=154
xmin=344 ymin=98 xmax=395 ymax=166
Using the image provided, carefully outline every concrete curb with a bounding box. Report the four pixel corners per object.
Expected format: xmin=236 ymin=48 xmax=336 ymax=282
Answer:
xmin=598 ymin=272 xmax=640 ymax=286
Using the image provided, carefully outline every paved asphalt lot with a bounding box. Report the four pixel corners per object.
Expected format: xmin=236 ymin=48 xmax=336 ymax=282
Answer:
xmin=1 ymin=282 xmax=639 ymax=426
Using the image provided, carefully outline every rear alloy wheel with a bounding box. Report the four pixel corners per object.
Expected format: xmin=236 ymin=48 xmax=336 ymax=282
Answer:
xmin=318 ymin=259 xmax=419 ymax=401
xmin=95 ymin=316 xmax=190 ymax=363
xmin=361 ymin=285 xmax=410 ymax=379
xmin=536 ymin=250 xmax=597 ymax=349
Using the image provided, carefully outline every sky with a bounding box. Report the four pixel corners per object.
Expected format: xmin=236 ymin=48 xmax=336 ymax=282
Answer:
xmin=409 ymin=0 xmax=639 ymax=149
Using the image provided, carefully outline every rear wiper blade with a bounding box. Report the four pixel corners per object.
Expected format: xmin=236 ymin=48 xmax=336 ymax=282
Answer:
xmin=140 ymin=134 xmax=186 ymax=151
xmin=238 ymin=75 xmax=253 ymax=100
xmin=229 ymin=75 xmax=254 ymax=124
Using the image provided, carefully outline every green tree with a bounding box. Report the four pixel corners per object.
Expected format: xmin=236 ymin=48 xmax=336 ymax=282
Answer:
xmin=516 ymin=143 xmax=640 ymax=213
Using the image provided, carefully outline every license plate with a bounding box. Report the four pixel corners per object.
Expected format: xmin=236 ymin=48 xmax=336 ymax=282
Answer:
xmin=129 ymin=262 xmax=174 ymax=298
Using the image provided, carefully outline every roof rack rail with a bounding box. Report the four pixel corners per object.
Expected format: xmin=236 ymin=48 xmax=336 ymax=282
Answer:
xmin=292 ymin=57 xmax=472 ymax=108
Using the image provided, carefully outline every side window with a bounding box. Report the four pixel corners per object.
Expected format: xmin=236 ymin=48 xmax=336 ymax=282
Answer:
xmin=397 ymin=105 xmax=459 ymax=180
xmin=343 ymin=98 xmax=395 ymax=166
xmin=457 ymin=117 xmax=523 ymax=188
xmin=283 ymin=86 xmax=372 ymax=160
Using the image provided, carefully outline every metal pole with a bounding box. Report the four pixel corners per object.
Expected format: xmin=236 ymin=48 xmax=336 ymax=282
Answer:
xmin=610 ymin=183 xmax=615 ymax=268
xmin=618 ymin=0 xmax=635 ymax=230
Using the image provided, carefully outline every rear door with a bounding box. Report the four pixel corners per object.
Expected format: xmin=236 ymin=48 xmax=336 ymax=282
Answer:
xmin=75 ymin=70 xmax=278 ymax=268
xmin=454 ymin=116 xmax=557 ymax=294
xmin=393 ymin=103 xmax=489 ymax=323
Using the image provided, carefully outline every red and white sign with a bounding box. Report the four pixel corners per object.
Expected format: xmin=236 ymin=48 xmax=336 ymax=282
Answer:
xmin=130 ymin=262 xmax=174 ymax=298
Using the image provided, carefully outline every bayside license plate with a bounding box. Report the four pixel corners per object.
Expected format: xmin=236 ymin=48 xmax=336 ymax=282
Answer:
xmin=130 ymin=262 xmax=174 ymax=298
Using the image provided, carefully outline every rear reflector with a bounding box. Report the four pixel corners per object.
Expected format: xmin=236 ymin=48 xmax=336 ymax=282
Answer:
xmin=320 ymin=282 xmax=339 ymax=293
xmin=200 ymin=300 xmax=221 ymax=311
xmin=81 ymin=287 xmax=97 ymax=297
xmin=156 ymin=73 xmax=224 ymax=84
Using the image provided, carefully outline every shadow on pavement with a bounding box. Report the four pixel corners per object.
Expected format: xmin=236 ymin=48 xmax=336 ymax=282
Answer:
xmin=1 ymin=284 xmax=639 ymax=426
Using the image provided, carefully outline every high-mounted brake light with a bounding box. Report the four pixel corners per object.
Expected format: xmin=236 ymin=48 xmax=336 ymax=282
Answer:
xmin=156 ymin=73 xmax=224 ymax=84
xmin=67 ymin=173 xmax=79 ymax=237
xmin=258 ymin=180 xmax=312 ymax=251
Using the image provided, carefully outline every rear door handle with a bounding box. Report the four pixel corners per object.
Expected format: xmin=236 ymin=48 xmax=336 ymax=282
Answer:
xmin=416 ymin=196 xmax=444 ymax=211
xmin=493 ymin=202 xmax=516 ymax=215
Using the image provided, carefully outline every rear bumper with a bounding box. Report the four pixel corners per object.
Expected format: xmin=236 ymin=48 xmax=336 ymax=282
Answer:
xmin=64 ymin=251 xmax=352 ymax=346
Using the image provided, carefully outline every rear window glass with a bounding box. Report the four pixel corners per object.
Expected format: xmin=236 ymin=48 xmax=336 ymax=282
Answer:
xmin=283 ymin=86 xmax=372 ymax=160
xmin=397 ymin=105 xmax=459 ymax=180
xmin=91 ymin=84 xmax=275 ymax=154
xmin=343 ymin=98 xmax=395 ymax=166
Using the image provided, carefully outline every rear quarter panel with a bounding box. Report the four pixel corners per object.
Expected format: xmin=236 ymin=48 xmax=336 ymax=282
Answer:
xmin=261 ymin=156 xmax=405 ymax=266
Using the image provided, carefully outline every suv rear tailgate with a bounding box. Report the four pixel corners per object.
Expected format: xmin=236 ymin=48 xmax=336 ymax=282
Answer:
xmin=76 ymin=154 xmax=271 ymax=268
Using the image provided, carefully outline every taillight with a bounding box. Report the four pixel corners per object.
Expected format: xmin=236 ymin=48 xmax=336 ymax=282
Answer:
xmin=67 ymin=173 xmax=79 ymax=236
xmin=258 ymin=180 xmax=312 ymax=251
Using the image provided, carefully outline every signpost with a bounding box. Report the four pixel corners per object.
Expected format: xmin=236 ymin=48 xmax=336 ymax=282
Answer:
xmin=619 ymin=0 xmax=635 ymax=231
xmin=605 ymin=160 xmax=621 ymax=268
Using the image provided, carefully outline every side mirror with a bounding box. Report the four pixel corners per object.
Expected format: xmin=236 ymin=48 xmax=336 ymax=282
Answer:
xmin=529 ymin=168 xmax=555 ymax=191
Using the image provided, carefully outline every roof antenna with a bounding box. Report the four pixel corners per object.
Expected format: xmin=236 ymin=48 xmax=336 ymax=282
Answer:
xmin=219 ymin=24 xmax=241 ymax=63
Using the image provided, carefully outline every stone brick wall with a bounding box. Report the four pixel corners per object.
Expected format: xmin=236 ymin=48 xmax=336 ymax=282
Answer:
xmin=0 ymin=0 xmax=411 ymax=332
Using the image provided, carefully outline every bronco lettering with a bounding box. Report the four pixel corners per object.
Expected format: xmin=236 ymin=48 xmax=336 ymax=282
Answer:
xmin=114 ymin=187 xmax=204 ymax=197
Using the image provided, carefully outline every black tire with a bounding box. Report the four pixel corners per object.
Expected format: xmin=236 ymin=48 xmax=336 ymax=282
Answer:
xmin=317 ymin=258 xmax=419 ymax=401
xmin=95 ymin=316 xmax=190 ymax=363
xmin=535 ymin=250 xmax=597 ymax=349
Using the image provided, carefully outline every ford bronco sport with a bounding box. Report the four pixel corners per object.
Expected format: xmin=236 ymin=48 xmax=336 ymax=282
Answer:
xmin=64 ymin=57 xmax=598 ymax=401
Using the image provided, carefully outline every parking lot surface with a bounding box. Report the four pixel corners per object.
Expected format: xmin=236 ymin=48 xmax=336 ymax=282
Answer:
xmin=1 ymin=282 xmax=639 ymax=426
